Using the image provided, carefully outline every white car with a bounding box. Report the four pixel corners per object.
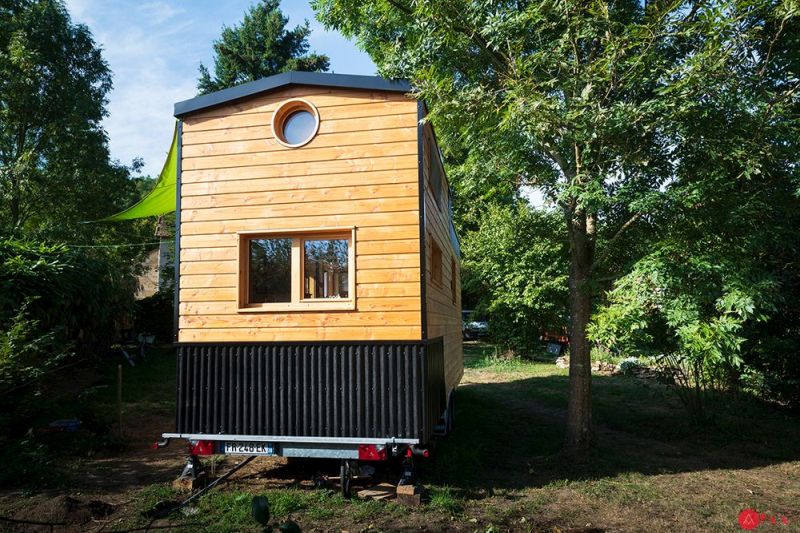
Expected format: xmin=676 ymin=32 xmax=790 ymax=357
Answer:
xmin=462 ymin=310 xmax=489 ymax=339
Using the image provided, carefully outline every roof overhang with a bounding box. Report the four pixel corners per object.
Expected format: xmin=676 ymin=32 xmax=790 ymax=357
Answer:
xmin=174 ymin=71 xmax=413 ymax=118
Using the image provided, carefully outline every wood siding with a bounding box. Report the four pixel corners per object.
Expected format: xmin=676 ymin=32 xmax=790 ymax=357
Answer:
xmin=422 ymin=122 xmax=464 ymax=393
xmin=178 ymin=86 xmax=421 ymax=342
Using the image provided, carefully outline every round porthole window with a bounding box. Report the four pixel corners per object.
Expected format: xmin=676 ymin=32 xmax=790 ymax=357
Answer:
xmin=272 ymin=98 xmax=320 ymax=148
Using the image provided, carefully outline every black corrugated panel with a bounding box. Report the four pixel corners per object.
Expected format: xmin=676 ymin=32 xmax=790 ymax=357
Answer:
xmin=423 ymin=337 xmax=445 ymax=442
xmin=176 ymin=340 xmax=445 ymax=442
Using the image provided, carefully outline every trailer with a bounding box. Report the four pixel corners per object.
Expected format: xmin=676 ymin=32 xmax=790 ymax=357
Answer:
xmin=159 ymin=72 xmax=463 ymax=493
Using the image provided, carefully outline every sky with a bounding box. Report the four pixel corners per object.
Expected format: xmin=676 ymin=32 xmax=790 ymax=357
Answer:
xmin=63 ymin=0 xmax=378 ymax=178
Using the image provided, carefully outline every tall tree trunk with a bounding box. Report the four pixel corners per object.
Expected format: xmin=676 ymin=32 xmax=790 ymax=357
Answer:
xmin=565 ymin=211 xmax=594 ymax=455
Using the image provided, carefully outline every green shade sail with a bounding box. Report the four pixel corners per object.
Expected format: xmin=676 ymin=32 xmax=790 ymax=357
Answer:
xmin=101 ymin=124 xmax=177 ymax=221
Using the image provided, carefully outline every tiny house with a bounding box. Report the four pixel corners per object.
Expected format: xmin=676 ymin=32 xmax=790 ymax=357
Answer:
xmin=161 ymin=72 xmax=462 ymax=472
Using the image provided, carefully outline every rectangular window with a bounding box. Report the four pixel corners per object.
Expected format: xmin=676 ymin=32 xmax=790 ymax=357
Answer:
xmin=431 ymin=237 xmax=443 ymax=285
xmin=304 ymin=238 xmax=349 ymax=300
xmin=238 ymin=228 xmax=356 ymax=312
xmin=248 ymin=238 xmax=292 ymax=303
xmin=428 ymin=136 xmax=444 ymax=208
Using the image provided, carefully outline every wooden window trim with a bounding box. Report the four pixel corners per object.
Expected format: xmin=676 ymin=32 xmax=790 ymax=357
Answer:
xmin=271 ymin=98 xmax=320 ymax=148
xmin=237 ymin=227 xmax=356 ymax=312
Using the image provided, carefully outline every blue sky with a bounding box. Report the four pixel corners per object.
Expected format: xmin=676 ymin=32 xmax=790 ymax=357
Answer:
xmin=63 ymin=1 xmax=377 ymax=178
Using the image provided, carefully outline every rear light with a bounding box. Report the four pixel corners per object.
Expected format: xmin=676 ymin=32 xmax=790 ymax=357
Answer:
xmin=358 ymin=444 xmax=387 ymax=461
xmin=189 ymin=440 xmax=215 ymax=456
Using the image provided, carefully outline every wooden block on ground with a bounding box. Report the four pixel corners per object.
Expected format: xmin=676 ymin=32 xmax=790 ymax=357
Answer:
xmin=357 ymin=483 xmax=396 ymax=501
xmin=396 ymin=483 xmax=421 ymax=495
xmin=172 ymin=473 xmax=206 ymax=492
xmin=396 ymin=483 xmax=423 ymax=506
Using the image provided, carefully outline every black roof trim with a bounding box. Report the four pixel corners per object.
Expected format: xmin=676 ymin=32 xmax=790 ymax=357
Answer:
xmin=174 ymin=71 xmax=412 ymax=117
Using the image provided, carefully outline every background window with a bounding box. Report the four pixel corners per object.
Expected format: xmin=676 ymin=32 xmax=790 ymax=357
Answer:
xmin=248 ymin=238 xmax=292 ymax=303
xmin=304 ymin=238 xmax=349 ymax=299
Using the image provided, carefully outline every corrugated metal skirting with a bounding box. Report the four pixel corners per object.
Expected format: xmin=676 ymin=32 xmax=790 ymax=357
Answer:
xmin=176 ymin=340 xmax=445 ymax=443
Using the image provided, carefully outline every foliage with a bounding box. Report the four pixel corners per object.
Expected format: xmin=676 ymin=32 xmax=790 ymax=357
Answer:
xmin=198 ymin=0 xmax=330 ymax=94
xmin=0 ymin=3 xmax=171 ymax=492
xmin=314 ymin=0 xmax=800 ymax=441
xmin=0 ymin=0 xmax=145 ymax=236
xmin=742 ymin=327 xmax=800 ymax=409
xmin=461 ymin=202 xmax=568 ymax=354
xmin=0 ymin=236 xmax=137 ymax=397
xmin=589 ymin=243 xmax=777 ymax=420
xmin=0 ymin=1 xmax=158 ymax=404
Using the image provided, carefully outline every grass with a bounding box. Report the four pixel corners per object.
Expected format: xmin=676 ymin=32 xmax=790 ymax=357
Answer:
xmin=124 ymin=487 xmax=408 ymax=532
xmin=423 ymin=344 xmax=800 ymax=530
xmin=427 ymin=486 xmax=463 ymax=515
xmin=2 ymin=341 xmax=798 ymax=531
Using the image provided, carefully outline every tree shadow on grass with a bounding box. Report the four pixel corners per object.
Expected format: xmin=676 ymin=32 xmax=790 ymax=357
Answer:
xmin=425 ymin=373 xmax=800 ymax=498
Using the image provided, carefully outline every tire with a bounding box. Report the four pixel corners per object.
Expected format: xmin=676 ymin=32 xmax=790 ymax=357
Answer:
xmin=340 ymin=460 xmax=352 ymax=499
xmin=446 ymin=389 xmax=456 ymax=434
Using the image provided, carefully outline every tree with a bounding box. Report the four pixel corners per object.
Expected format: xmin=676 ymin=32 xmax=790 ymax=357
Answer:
xmin=198 ymin=0 xmax=330 ymax=94
xmin=313 ymin=0 xmax=800 ymax=453
xmin=462 ymin=202 xmax=568 ymax=354
xmin=0 ymin=0 xmax=133 ymax=232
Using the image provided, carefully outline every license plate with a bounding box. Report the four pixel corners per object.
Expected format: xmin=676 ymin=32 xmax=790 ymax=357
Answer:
xmin=223 ymin=441 xmax=275 ymax=455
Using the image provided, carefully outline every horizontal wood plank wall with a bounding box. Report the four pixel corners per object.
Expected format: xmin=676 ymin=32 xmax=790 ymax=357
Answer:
xmin=422 ymin=123 xmax=464 ymax=393
xmin=178 ymin=86 xmax=421 ymax=342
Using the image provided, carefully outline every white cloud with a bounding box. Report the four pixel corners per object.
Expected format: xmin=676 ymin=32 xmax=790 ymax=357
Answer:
xmin=137 ymin=2 xmax=183 ymax=25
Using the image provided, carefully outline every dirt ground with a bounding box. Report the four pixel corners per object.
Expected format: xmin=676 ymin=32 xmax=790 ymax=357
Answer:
xmin=1 ymin=348 xmax=798 ymax=532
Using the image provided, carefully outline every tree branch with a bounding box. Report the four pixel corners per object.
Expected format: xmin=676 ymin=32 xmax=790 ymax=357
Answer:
xmin=591 ymin=212 xmax=642 ymax=271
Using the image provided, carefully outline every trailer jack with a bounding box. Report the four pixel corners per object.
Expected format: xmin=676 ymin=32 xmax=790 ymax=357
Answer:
xmin=399 ymin=455 xmax=416 ymax=486
xmin=180 ymin=454 xmax=204 ymax=480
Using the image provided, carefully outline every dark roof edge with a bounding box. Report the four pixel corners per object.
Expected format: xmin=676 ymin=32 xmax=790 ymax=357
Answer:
xmin=174 ymin=71 xmax=413 ymax=117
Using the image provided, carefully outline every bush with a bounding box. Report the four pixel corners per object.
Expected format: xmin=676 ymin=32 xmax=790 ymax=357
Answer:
xmin=589 ymin=249 xmax=776 ymax=422
xmin=741 ymin=334 xmax=800 ymax=410
xmin=0 ymin=236 xmax=136 ymax=404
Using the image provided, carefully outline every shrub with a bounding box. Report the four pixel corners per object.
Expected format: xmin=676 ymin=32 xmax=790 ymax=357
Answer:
xmin=461 ymin=204 xmax=569 ymax=354
xmin=589 ymin=250 xmax=776 ymax=422
xmin=0 ymin=236 xmax=136 ymax=411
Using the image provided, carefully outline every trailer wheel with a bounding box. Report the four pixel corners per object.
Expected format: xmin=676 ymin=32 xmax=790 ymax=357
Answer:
xmin=340 ymin=460 xmax=353 ymax=499
xmin=446 ymin=389 xmax=456 ymax=434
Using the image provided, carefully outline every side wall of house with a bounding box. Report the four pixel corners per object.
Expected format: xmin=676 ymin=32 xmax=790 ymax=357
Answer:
xmin=177 ymin=85 xmax=421 ymax=342
xmin=422 ymin=122 xmax=463 ymax=394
